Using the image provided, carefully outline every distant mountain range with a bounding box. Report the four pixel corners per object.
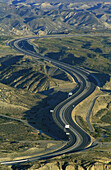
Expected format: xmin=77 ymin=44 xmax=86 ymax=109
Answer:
xmin=0 ymin=1 xmax=111 ymax=35
xmin=1 ymin=0 xmax=111 ymax=3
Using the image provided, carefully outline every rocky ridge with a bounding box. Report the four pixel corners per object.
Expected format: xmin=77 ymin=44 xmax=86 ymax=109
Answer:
xmin=0 ymin=55 xmax=71 ymax=93
xmin=9 ymin=156 xmax=111 ymax=170
xmin=0 ymin=1 xmax=111 ymax=35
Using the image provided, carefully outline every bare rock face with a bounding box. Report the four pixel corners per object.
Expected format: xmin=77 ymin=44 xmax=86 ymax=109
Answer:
xmin=10 ymin=159 xmax=111 ymax=170
xmin=65 ymin=165 xmax=75 ymax=170
xmin=65 ymin=164 xmax=84 ymax=170
xmin=35 ymin=161 xmax=111 ymax=170
xmin=32 ymin=163 xmax=60 ymax=170
xmin=78 ymin=165 xmax=84 ymax=170
xmin=64 ymin=162 xmax=111 ymax=170
xmin=89 ymin=162 xmax=110 ymax=170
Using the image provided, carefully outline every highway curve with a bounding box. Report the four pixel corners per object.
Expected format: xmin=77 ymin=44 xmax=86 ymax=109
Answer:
xmin=0 ymin=35 xmax=98 ymax=165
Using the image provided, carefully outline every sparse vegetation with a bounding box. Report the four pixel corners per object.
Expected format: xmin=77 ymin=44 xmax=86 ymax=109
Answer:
xmin=34 ymin=35 xmax=111 ymax=74
xmin=0 ymin=0 xmax=111 ymax=169
xmin=0 ymin=4 xmax=111 ymax=167
xmin=95 ymin=108 xmax=108 ymax=118
xmin=101 ymin=110 xmax=111 ymax=124
xmin=76 ymin=115 xmax=90 ymax=132
xmin=0 ymin=117 xmax=52 ymax=154
xmin=1 ymin=1 xmax=111 ymax=36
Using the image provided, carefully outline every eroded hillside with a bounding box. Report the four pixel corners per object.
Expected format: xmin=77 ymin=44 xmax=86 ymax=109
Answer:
xmin=0 ymin=1 xmax=111 ymax=35
xmin=0 ymin=55 xmax=73 ymax=93
xmin=0 ymin=51 xmax=75 ymax=149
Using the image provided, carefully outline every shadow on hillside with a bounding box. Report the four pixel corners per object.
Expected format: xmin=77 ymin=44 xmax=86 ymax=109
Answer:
xmin=0 ymin=55 xmax=24 ymax=67
xmin=46 ymin=52 xmax=85 ymax=65
xmin=90 ymin=72 xmax=110 ymax=87
xmin=12 ymin=164 xmax=32 ymax=170
xmin=62 ymin=54 xmax=85 ymax=65
xmin=23 ymin=90 xmax=69 ymax=141
xmin=101 ymin=89 xmax=111 ymax=93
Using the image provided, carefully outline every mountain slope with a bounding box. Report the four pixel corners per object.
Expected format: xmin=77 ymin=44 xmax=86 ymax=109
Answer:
xmin=0 ymin=55 xmax=71 ymax=93
xmin=0 ymin=1 xmax=111 ymax=35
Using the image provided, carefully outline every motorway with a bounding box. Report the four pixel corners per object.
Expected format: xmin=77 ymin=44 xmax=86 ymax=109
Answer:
xmin=0 ymin=35 xmax=98 ymax=165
